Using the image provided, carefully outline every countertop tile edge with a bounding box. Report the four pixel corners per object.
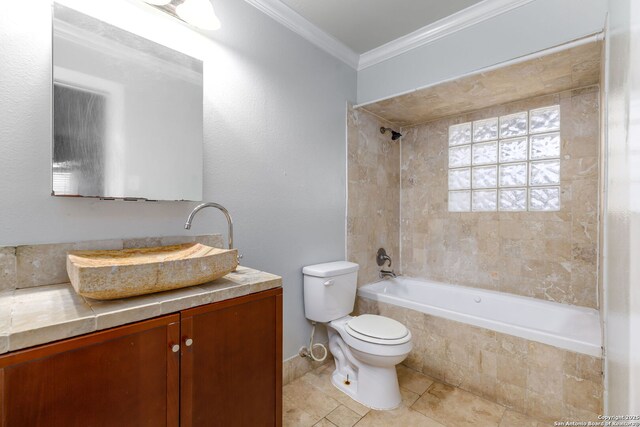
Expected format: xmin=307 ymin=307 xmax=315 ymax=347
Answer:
xmin=8 ymin=316 xmax=97 ymax=353
xmin=0 ymin=267 xmax=281 ymax=356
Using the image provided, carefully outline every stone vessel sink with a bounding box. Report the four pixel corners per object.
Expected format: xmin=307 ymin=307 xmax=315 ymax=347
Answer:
xmin=67 ymin=243 xmax=238 ymax=300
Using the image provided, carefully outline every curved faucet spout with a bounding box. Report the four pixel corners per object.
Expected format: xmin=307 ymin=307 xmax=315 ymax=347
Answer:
xmin=184 ymin=202 xmax=234 ymax=251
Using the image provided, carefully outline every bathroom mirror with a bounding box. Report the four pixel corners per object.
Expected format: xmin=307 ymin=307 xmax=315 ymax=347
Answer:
xmin=52 ymin=3 xmax=203 ymax=201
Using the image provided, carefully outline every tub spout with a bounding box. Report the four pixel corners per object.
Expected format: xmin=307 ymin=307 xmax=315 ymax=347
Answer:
xmin=377 ymin=248 xmax=397 ymax=279
xmin=380 ymin=269 xmax=397 ymax=279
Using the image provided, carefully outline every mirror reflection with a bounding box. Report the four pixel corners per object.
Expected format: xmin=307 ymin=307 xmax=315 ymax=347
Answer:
xmin=52 ymin=3 xmax=203 ymax=201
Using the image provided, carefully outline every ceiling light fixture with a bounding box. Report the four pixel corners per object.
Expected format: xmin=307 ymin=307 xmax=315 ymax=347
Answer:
xmin=143 ymin=0 xmax=172 ymax=5
xmin=143 ymin=0 xmax=221 ymax=31
xmin=176 ymin=0 xmax=221 ymax=30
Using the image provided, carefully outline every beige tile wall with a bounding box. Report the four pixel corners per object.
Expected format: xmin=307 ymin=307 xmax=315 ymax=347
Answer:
xmin=401 ymin=87 xmax=600 ymax=308
xmin=0 ymin=247 xmax=17 ymax=292
xmin=361 ymin=41 xmax=601 ymax=127
xmin=347 ymin=106 xmax=400 ymax=286
xmin=0 ymin=235 xmax=224 ymax=290
xmin=354 ymin=297 xmax=603 ymax=423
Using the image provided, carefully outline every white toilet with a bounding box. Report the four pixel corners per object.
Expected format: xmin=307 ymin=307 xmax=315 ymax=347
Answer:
xmin=303 ymin=261 xmax=412 ymax=410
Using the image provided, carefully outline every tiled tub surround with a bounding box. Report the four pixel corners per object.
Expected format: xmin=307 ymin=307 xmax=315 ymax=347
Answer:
xmin=401 ymin=87 xmax=600 ymax=308
xmin=0 ymin=234 xmax=281 ymax=354
xmin=360 ymin=40 xmax=601 ymax=127
xmin=347 ymin=106 xmax=400 ymax=286
xmin=358 ymin=277 xmax=600 ymax=357
xmin=354 ymin=296 xmax=603 ymax=424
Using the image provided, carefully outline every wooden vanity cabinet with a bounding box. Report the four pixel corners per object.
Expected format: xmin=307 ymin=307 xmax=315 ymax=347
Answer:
xmin=0 ymin=288 xmax=282 ymax=427
xmin=181 ymin=288 xmax=283 ymax=427
xmin=0 ymin=314 xmax=181 ymax=427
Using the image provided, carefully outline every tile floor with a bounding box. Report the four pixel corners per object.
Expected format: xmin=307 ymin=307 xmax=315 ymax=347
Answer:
xmin=283 ymin=364 xmax=551 ymax=427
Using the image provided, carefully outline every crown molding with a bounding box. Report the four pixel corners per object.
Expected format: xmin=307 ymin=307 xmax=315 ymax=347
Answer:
xmin=358 ymin=0 xmax=536 ymax=70
xmin=244 ymin=0 xmax=359 ymax=69
xmin=244 ymin=0 xmax=537 ymax=72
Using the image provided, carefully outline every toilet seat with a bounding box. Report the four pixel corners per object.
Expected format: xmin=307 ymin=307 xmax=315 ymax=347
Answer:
xmin=346 ymin=314 xmax=408 ymax=342
xmin=345 ymin=315 xmax=411 ymax=345
xmin=329 ymin=316 xmax=412 ymax=357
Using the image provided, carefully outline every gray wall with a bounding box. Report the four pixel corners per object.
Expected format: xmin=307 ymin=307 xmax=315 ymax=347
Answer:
xmin=604 ymin=0 xmax=640 ymax=413
xmin=357 ymin=0 xmax=608 ymax=105
xmin=0 ymin=0 xmax=356 ymax=360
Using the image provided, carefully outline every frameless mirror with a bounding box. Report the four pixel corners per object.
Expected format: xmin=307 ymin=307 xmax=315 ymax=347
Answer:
xmin=52 ymin=3 xmax=203 ymax=201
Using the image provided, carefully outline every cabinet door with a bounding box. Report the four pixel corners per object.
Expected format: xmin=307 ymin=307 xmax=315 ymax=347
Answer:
xmin=0 ymin=314 xmax=181 ymax=427
xmin=181 ymin=288 xmax=283 ymax=427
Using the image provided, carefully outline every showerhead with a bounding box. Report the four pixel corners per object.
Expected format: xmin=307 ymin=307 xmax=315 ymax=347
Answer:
xmin=380 ymin=127 xmax=402 ymax=141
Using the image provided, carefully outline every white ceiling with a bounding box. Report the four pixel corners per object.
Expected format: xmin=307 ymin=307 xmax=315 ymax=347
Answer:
xmin=278 ymin=0 xmax=484 ymax=54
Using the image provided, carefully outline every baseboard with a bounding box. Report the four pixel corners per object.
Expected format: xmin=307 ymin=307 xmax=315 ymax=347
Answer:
xmin=283 ymin=343 xmax=333 ymax=385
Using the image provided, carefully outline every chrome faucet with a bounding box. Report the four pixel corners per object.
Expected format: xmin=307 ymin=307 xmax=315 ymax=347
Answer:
xmin=376 ymin=248 xmax=397 ymax=279
xmin=184 ymin=202 xmax=242 ymax=262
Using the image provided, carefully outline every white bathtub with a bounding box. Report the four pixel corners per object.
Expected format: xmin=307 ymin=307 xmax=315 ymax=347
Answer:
xmin=358 ymin=277 xmax=602 ymax=357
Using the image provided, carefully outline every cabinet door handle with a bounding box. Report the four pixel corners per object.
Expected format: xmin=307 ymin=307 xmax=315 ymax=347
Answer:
xmin=185 ymin=338 xmax=193 ymax=347
xmin=171 ymin=344 xmax=180 ymax=353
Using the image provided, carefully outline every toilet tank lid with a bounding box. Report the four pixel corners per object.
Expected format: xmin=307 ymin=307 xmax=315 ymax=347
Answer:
xmin=302 ymin=261 xmax=359 ymax=278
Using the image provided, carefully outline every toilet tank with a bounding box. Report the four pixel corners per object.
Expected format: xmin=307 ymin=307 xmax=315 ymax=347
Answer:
xmin=303 ymin=261 xmax=359 ymax=323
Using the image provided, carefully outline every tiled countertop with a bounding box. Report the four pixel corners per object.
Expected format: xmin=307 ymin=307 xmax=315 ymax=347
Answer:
xmin=0 ymin=266 xmax=281 ymax=355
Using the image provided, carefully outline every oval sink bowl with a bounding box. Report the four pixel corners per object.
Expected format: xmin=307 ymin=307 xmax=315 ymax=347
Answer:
xmin=67 ymin=243 xmax=238 ymax=300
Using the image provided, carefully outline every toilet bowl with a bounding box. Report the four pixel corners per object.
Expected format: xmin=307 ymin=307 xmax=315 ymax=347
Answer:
xmin=327 ymin=315 xmax=412 ymax=410
xmin=302 ymin=261 xmax=413 ymax=410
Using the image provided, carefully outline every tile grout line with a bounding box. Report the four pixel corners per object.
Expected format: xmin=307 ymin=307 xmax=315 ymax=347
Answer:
xmin=403 ymin=366 xmax=511 ymax=426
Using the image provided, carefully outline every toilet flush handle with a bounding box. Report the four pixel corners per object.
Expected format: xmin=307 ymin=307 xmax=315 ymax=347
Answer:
xmin=323 ymin=279 xmax=335 ymax=287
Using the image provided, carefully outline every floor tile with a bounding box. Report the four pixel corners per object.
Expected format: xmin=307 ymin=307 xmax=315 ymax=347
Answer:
xmin=355 ymin=406 xmax=446 ymax=427
xmin=398 ymin=365 xmax=434 ymax=395
xmin=400 ymin=387 xmax=421 ymax=408
xmin=411 ymin=382 xmax=506 ymax=427
xmin=301 ymin=364 xmax=370 ymax=417
xmin=284 ymin=359 xmax=549 ymax=427
xmin=326 ymin=405 xmax=362 ymax=427
xmin=283 ymin=396 xmax=321 ymax=427
xmin=499 ymin=409 xmax=551 ymax=427
xmin=350 ymin=379 xmax=440 ymax=427
xmin=283 ymin=377 xmax=341 ymax=421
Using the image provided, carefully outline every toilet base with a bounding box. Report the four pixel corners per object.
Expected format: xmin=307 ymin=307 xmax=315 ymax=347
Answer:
xmin=330 ymin=365 xmax=402 ymax=410
xmin=327 ymin=324 xmax=405 ymax=410
xmin=330 ymin=370 xmax=359 ymax=404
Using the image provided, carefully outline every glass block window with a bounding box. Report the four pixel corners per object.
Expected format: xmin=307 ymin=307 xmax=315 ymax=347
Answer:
xmin=447 ymin=105 xmax=561 ymax=212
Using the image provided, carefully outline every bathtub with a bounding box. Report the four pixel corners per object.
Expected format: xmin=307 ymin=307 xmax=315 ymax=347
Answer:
xmin=358 ymin=277 xmax=602 ymax=357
